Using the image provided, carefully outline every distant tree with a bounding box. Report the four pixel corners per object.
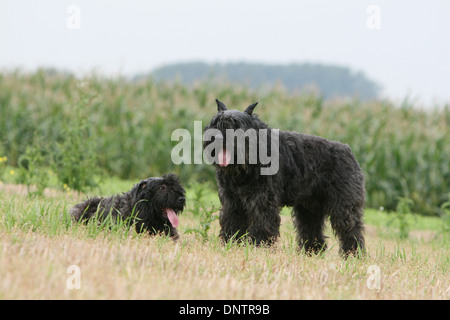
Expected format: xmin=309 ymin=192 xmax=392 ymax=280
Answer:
xmin=145 ymin=62 xmax=380 ymax=99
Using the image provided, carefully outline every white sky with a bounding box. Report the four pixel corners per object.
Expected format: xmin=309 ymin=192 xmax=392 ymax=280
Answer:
xmin=1 ymin=0 xmax=449 ymax=106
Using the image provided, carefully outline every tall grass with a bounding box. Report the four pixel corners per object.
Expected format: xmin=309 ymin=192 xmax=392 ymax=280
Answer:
xmin=0 ymin=194 xmax=72 ymax=236
xmin=0 ymin=70 xmax=449 ymax=215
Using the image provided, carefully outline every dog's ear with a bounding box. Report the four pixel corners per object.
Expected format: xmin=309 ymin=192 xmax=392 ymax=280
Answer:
xmin=244 ymin=102 xmax=258 ymax=115
xmin=216 ymin=99 xmax=227 ymax=111
xmin=130 ymin=183 xmax=141 ymax=204
xmin=131 ymin=180 xmax=147 ymax=201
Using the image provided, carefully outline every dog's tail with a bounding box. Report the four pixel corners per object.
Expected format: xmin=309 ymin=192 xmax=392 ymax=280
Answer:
xmin=70 ymin=197 xmax=102 ymax=223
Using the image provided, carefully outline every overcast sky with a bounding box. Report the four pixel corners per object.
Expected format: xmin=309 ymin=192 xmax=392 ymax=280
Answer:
xmin=1 ymin=0 xmax=449 ymax=106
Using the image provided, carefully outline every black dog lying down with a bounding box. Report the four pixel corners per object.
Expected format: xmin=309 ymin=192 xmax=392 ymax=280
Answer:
xmin=70 ymin=173 xmax=186 ymax=238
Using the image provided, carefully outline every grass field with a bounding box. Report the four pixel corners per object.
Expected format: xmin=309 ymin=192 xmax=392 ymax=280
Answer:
xmin=0 ymin=180 xmax=448 ymax=300
xmin=0 ymin=71 xmax=448 ymax=300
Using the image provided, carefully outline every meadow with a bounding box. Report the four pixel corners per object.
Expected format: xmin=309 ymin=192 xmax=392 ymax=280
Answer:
xmin=0 ymin=179 xmax=448 ymax=299
xmin=0 ymin=70 xmax=449 ymax=300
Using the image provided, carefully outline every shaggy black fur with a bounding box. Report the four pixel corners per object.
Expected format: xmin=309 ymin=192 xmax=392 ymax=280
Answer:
xmin=70 ymin=174 xmax=186 ymax=238
xmin=204 ymin=99 xmax=365 ymax=257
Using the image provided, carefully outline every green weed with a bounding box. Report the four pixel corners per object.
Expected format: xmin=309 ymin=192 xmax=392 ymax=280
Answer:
xmin=184 ymin=203 xmax=219 ymax=242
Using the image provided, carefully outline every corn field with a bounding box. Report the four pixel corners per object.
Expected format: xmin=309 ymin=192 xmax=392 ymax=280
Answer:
xmin=0 ymin=70 xmax=449 ymax=216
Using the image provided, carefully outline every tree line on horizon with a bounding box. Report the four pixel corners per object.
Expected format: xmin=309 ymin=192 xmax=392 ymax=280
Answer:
xmin=143 ymin=62 xmax=381 ymax=100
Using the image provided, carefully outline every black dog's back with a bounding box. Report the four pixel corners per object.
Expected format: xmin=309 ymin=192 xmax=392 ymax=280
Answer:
xmin=279 ymin=131 xmax=365 ymax=209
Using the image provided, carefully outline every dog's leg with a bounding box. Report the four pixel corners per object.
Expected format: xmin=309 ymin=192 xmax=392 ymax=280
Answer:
xmin=245 ymin=198 xmax=281 ymax=246
xmin=330 ymin=205 xmax=365 ymax=257
xmin=219 ymin=192 xmax=249 ymax=243
xmin=168 ymin=227 xmax=179 ymax=240
xmin=292 ymin=204 xmax=328 ymax=255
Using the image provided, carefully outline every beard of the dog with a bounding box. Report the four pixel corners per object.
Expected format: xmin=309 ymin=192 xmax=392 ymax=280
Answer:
xmin=204 ymin=112 xmax=272 ymax=178
xmin=132 ymin=196 xmax=165 ymax=234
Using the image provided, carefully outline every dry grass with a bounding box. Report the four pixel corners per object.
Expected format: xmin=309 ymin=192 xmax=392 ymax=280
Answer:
xmin=0 ymin=197 xmax=448 ymax=300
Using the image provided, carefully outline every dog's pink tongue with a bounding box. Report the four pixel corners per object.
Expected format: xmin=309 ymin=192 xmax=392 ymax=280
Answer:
xmin=165 ymin=208 xmax=179 ymax=228
xmin=218 ymin=149 xmax=231 ymax=167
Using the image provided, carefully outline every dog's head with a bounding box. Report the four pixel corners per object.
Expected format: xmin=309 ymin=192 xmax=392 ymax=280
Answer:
xmin=207 ymin=98 xmax=260 ymax=131
xmin=203 ymin=99 xmax=270 ymax=171
xmin=131 ymin=173 xmax=186 ymax=229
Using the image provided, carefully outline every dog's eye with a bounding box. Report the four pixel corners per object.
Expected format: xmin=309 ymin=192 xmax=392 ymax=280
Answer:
xmin=159 ymin=185 xmax=167 ymax=191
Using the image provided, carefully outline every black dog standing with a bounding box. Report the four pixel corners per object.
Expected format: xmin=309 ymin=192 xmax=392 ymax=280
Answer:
xmin=204 ymin=99 xmax=365 ymax=257
xmin=70 ymin=173 xmax=186 ymax=239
